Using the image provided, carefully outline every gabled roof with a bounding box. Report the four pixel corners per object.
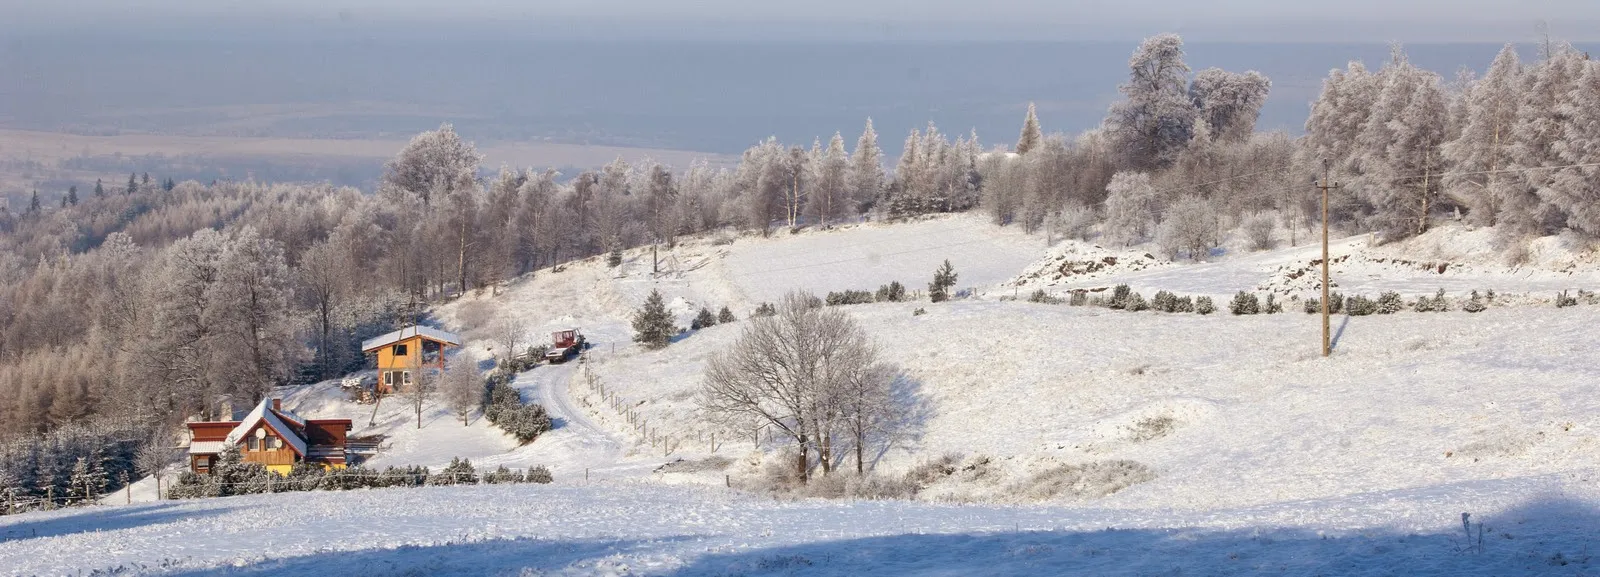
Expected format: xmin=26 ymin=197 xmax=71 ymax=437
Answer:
xmin=188 ymin=441 xmax=227 ymax=455
xmin=361 ymin=325 xmax=463 ymax=352
xmin=224 ymin=399 xmax=308 ymax=457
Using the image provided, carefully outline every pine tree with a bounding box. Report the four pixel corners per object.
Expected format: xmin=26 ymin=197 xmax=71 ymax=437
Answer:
xmin=1016 ymin=102 xmax=1043 ymax=155
xmin=164 ymin=177 xmax=176 ymax=192
xmin=631 ymin=289 xmax=676 ymax=349
xmin=1443 ymin=44 xmax=1521 ymax=226
xmin=126 ymin=172 xmax=137 ymax=195
xmin=929 ymin=260 xmax=959 ymax=303
xmin=717 ymin=306 xmax=737 ymax=324
xmin=848 ymin=118 xmax=885 ymax=213
xmin=27 ymin=190 xmax=40 ymax=214
xmin=94 ymin=178 xmax=105 ymax=198
xmin=66 ymin=185 xmax=78 ymax=207
xmin=141 ymin=172 xmax=150 ymax=186
xmin=67 ymin=456 xmax=107 ymax=504
xmin=691 ymin=307 xmax=717 ymax=330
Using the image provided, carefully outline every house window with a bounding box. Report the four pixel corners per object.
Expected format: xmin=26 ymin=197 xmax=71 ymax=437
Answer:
xmin=392 ymin=344 xmax=408 ymax=357
xmin=402 ymin=371 xmax=413 ymax=385
xmin=247 ymin=436 xmax=258 ymax=451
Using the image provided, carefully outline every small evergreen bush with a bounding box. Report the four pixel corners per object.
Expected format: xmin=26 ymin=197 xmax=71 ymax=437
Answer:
xmin=1028 ymin=289 xmax=1063 ymax=304
xmin=1376 ymin=291 xmax=1404 ymax=314
xmin=1346 ymin=295 xmax=1377 ymax=316
xmin=1152 ymin=290 xmax=1178 ymax=312
xmin=929 ymin=260 xmax=959 ymax=303
xmin=717 ymin=306 xmax=737 ymax=324
xmin=606 ymin=248 xmax=623 ymax=268
xmin=1229 ymin=291 xmax=1260 ymax=315
xmin=1108 ymin=285 xmax=1133 ymax=310
xmin=429 ymin=458 xmax=478 ymax=486
xmin=1175 ymin=296 xmax=1195 ymax=313
xmin=1069 ymin=290 xmax=1089 ymax=306
xmin=875 ymin=281 xmax=907 ymax=302
xmin=525 ymin=465 xmax=554 ymax=484
xmin=1303 ymin=297 xmax=1321 ymax=314
xmin=691 ymin=307 xmax=717 ymax=329
xmin=752 ymin=302 xmax=777 ymax=317
xmin=1126 ymin=292 xmax=1149 ymax=311
xmin=826 ymin=290 xmax=876 ymax=306
xmin=1195 ymin=296 xmax=1215 ymax=315
xmin=1463 ymin=290 xmax=1487 ymax=313
xmin=1556 ymin=290 xmax=1579 ymax=308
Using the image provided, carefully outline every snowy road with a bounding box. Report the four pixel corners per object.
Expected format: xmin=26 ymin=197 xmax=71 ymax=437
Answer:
xmin=481 ymin=360 xmax=652 ymax=480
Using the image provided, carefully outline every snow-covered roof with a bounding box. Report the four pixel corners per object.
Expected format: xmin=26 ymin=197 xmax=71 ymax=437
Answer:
xmin=188 ymin=441 xmax=227 ymax=455
xmin=224 ymin=399 xmax=307 ymax=457
xmin=361 ymin=325 xmax=463 ymax=352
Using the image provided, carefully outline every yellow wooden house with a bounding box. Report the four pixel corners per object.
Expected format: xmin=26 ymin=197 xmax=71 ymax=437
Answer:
xmin=361 ymin=325 xmax=462 ymax=394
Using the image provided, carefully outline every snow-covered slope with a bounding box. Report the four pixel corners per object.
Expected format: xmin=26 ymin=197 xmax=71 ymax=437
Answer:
xmin=29 ymin=216 xmax=1600 ymax=575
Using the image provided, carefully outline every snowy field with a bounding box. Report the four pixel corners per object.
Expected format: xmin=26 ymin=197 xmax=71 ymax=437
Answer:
xmin=6 ymin=478 xmax=1600 ymax=576
xmin=13 ymin=216 xmax=1600 ymax=575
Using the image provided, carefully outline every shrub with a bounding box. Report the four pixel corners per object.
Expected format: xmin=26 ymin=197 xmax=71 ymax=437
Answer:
xmin=1556 ymin=290 xmax=1579 ymax=308
xmin=1264 ymin=293 xmax=1283 ymax=314
xmin=1126 ymin=292 xmax=1149 ymax=311
xmin=825 ymin=290 xmax=875 ymax=306
xmin=1346 ymin=295 xmax=1377 ymax=316
xmin=752 ymin=302 xmax=777 ymax=318
xmin=1068 ymin=290 xmax=1089 ymax=307
xmin=691 ymin=307 xmax=718 ymax=329
xmin=1327 ymin=292 xmax=1344 ymax=314
xmin=1108 ymin=285 xmax=1132 ymax=310
xmin=429 ymin=458 xmax=478 ymax=486
xmin=1151 ymin=290 xmax=1178 ymax=312
xmin=717 ymin=306 xmax=737 ymax=324
xmin=1414 ymin=289 xmax=1449 ymax=313
xmin=1463 ymin=290 xmax=1487 ymax=313
xmin=875 ymin=281 xmax=907 ymax=303
xmin=1304 ymin=297 xmax=1321 ymax=314
xmin=485 ymin=384 xmax=553 ymax=444
xmin=912 ymin=307 xmax=927 ymax=316
xmin=1175 ymin=296 xmax=1194 ymax=313
xmin=903 ymin=454 xmax=960 ymax=489
xmin=482 ymin=465 xmax=524 ymax=484
xmin=1243 ymin=212 xmax=1277 ymax=251
xmin=1376 ymin=291 xmax=1404 ymax=314
xmin=607 ymin=248 xmax=623 ymax=268
xmin=1028 ymin=289 xmax=1063 ymax=304
xmin=1011 ymin=460 xmax=1156 ymax=501
xmin=1195 ymin=296 xmax=1215 ymax=315
xmin=525 ymin=465 xmax=554 ymax=484
xmin=1229 ymin=291 xmax=1260 ymax=315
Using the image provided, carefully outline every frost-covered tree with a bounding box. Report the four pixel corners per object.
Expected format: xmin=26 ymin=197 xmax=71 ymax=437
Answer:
xmin=1368 ymin=70 xmax=1449 ymax=238
xmin=1016 ymin=102 xmax=1043 ymax=154
xmin=1504 ymin=46 xmax=1586 ymax=235
xmin=442 ymin=351 xmax=482 ymax=426
xmin=1104 ymin=34 xmax=1196 ymax=169
xmin=1156 ymin=195 xmax=1219 ymax=260
xmin=717 ymin=306 xmax=736 ymax=324
xmin=1548 ymin=58 xmax=1600 ymax=236
xmin=1189 ymin=68 xmax=1272 ymax=144
xmin=848 ymin=118 xmax=885 ymax=214
xmin=207 ymin=227 xmax=297 ymax=404
xmin=1102 ymin=171 xmax=1158 ymax=246
xmin=631 ymin=289 xmax=676 ymax=350
xmin=808 ymin=133 xmax=851 ymax=227
xmin=1303 ymin=61 xmax=1381 ymax=173
xmin=691 ymin=307 xmax=717 ymax=330
xmin=701 ymin=292 xmax=882 ymax=483
xmin=1443 ymin=44 xmax=1522 ymax=225
xmin=382 ymin=123 xmax=482 ymax=208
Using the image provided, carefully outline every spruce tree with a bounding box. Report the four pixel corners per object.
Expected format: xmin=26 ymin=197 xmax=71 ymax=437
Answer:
xmin=27 ymin=190 xmax=40 ymax=214
xmin=141 ymin=172 xmax=150 ymax=186
xmin=1016 ymin=102 xmax=1043 ymax=155
xmin=66 ymin=185 xmax=78 ymax=206
xmin=94 ymin=178 xmax=105 ymax=198
xmin=717 ymin=306 xmax=737 ymax=324
xmin=632 ymin=289 xmax=676 ymax=349
xmin=125 ymin=172 xmax=137 ymax=195
xmin=929 ymin=260 xmax=959 ymax=303
xmin=691 ymin=307 xmax=717 ymax=330
xmin=607 ymin=247 xmax=623 ymax=268
xmin=164 ymin=177 xmax=176 ymax=192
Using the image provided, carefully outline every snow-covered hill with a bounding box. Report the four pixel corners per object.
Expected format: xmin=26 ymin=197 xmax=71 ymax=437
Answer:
xmin=11 ymin=215 xmax=1600 ymax=575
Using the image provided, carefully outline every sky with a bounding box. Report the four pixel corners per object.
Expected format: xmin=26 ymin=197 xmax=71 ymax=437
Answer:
xmin=5 ymin=0 xmax=1599 ymax=42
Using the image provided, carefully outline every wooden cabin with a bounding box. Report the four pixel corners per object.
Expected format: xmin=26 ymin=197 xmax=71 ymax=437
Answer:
xmin=186 ymin=398 xmax=353 ymax=475
xmin=361 ymin=325 xmax=462 ymax=395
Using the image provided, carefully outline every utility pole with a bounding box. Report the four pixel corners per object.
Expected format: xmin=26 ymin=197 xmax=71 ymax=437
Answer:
xmin=1317 ymin=160 xmax=1342 ymax=357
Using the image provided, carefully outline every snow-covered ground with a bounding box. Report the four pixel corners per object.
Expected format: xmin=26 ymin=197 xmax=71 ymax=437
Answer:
xmin=14 ymin=217 xmax=1600 ymax=575
xmin=5 ymin=477 xmax=1600 ymax=576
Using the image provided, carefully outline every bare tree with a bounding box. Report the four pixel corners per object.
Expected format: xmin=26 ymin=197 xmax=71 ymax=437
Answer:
xmin=489 ymin=316 xmax=527 ymax=367
xmin=442 ymin=351 xmax=483 ymax=426
xmin=701 ymin=292 xmax=879 ymax=483
xmin=405 ymin=355 xmax=434 ymax=430
xmin=133 ymin=429 xmax=174 ymax=500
